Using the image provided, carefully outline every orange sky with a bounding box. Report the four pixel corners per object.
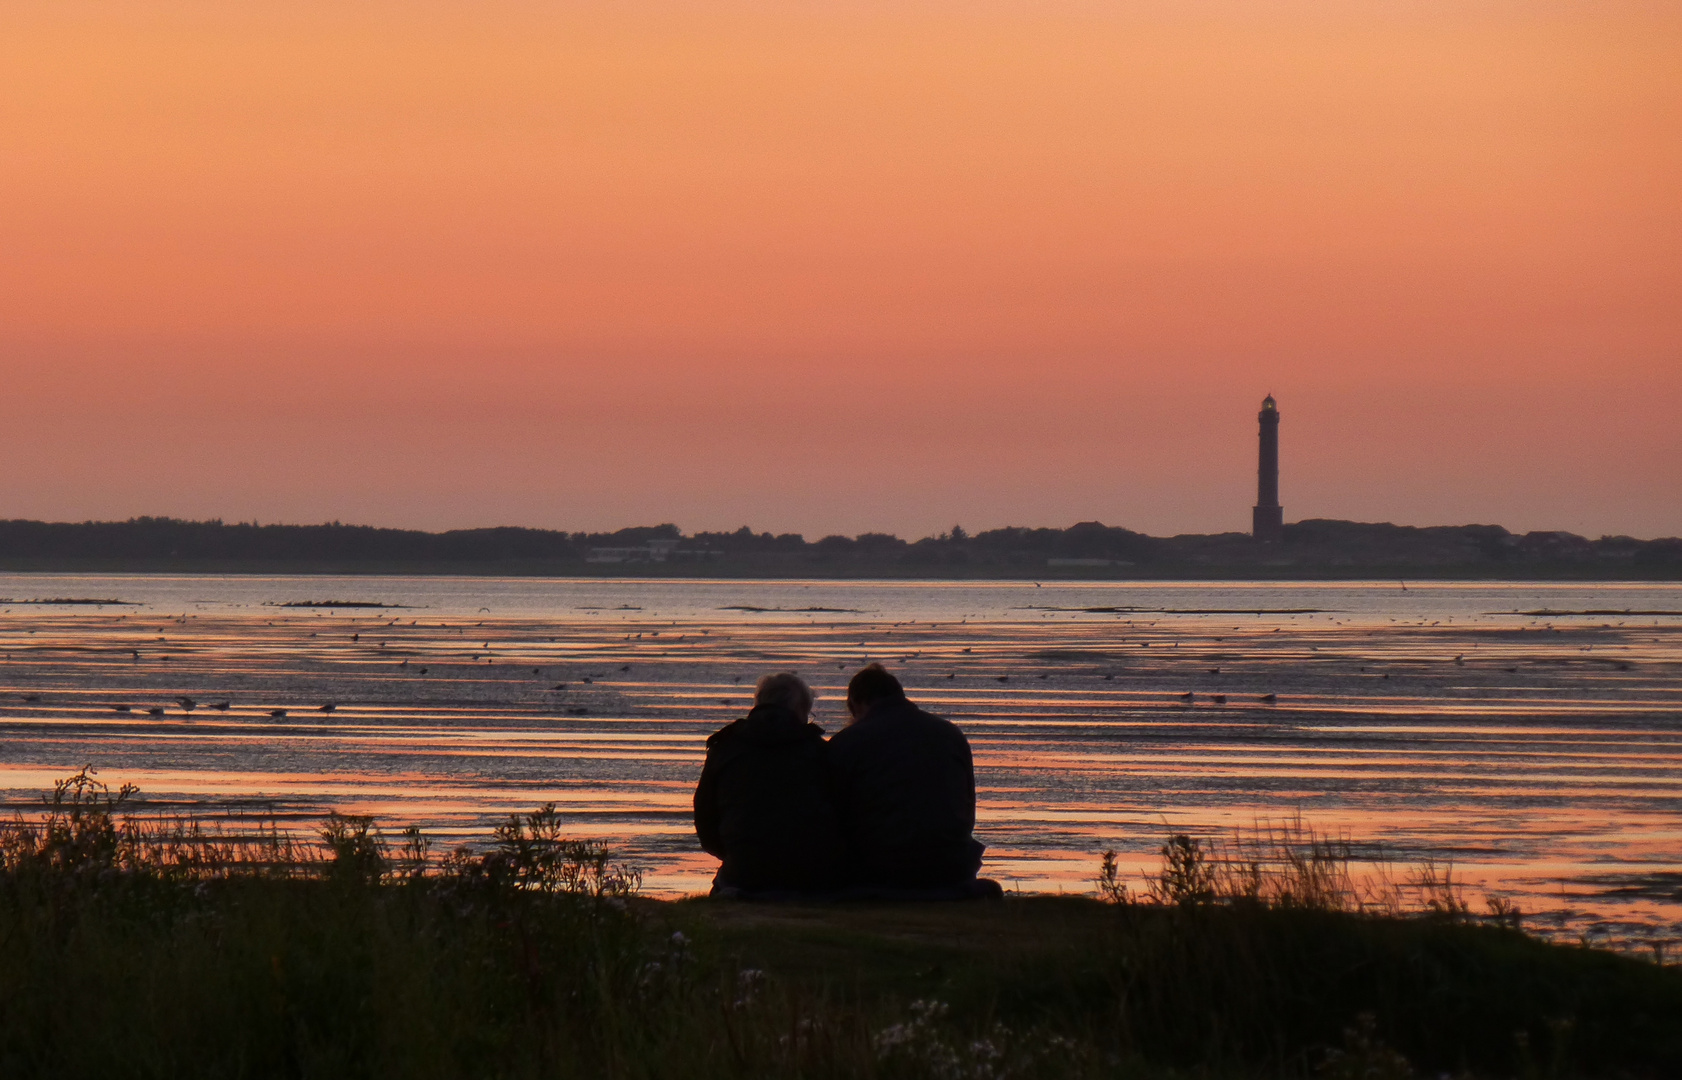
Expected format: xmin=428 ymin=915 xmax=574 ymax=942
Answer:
xmin=3 ymin=1 xmax=1679 ymax=539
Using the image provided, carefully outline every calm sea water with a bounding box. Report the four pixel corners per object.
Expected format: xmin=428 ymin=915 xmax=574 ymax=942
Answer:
xmin=1 ymin=574 xmax=1677 ymax=948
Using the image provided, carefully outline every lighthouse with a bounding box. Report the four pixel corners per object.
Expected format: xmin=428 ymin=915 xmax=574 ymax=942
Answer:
xmin=1252 ymin=395 xmax=1284 ymax=543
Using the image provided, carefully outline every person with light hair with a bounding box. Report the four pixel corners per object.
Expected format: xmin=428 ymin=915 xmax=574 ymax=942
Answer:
xmin=693 ymin=672 xmax=846 ymax=894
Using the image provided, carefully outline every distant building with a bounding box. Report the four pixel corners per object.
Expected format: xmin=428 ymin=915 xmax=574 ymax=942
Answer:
xmin=586 ymin=538 xmax=684 ymax=563
xmin=1252 ymin=395 xmax=1284 ymax=543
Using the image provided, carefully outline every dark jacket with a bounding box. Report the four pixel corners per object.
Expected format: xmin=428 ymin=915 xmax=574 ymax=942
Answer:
xmin=692 ymin=704 xmax=847 ymax=891
xmin=826 ymin=697 xmax=982 ymax=888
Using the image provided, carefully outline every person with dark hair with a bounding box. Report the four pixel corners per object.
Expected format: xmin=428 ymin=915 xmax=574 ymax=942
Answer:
xmin=693 ymin=672 xmax=846 ymax=895
xmin=827 ymin=663 xmax=991 ymax=894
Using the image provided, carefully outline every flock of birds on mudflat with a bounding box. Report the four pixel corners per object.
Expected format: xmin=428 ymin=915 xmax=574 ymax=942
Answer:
xmin=0 ymin=607 xmax=1339 ymax=722
xmin=95 ymin=696 xmax=337 ymax=720
xmin=16 ymin=658 xmax=1285 ymax=720
xmin=27 ymin=602 xmax=1627 ymax=724
xmin=2 ymin=609 xmax=1441 ymax=722
xmin=10 ymin=609 xmax=1662 ymax=724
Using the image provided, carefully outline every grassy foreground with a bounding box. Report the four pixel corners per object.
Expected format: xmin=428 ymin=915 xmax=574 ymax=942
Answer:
xmin=0 ymin=774 xmax=1677 ymax=1079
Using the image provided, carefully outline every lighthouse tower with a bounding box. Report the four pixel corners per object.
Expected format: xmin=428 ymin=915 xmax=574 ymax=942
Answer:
xmin=1252 ymin=395 xmax=1284 ymax=543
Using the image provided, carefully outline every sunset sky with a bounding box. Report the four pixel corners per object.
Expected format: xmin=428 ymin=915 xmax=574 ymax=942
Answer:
xmin=3 ymin=1 xmax=1678 ymax=539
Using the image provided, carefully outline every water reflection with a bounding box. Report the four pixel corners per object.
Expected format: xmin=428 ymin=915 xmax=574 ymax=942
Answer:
xmin=0 ymin=574 xmax=1678 ymax=948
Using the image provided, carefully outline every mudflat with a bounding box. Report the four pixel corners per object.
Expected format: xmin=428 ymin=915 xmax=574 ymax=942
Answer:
xmin=0 ymin=574 xmax=1678 ymax=951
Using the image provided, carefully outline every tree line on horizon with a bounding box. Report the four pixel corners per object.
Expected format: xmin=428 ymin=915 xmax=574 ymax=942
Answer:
xmin=0 ymin=516 xmax=1676 ymax=573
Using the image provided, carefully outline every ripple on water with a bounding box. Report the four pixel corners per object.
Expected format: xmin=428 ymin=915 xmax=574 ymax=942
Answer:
xmin=0 ymin=575 xmax=1678 ymax=950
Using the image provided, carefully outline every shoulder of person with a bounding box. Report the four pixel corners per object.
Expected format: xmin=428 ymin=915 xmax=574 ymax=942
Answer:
xmin=918 ymin=708 xmax=969 ymax=740
xmin=705 ymin=717 xmax=748 ymax=749
xmin=826 ymin=718 xmax=864 ymax=748
xmin=907 ymin=702 xmax=952 ymax=725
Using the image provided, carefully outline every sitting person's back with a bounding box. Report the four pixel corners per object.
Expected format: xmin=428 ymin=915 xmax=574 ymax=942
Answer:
xmin=827 ymin=664 xmax=984 ymax=889
xmin=693 ymin=672 xmax=846 ymax=893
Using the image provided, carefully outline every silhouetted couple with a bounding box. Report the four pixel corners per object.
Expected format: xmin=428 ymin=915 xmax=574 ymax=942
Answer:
xmin=693 ymin=663 xmax=998 ymax=900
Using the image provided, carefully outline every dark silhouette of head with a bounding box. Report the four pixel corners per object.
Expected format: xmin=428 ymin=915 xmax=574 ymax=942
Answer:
xmin=846 ymin=663 xmax=905 ymax=720
xmin=755 ymin=672 xmax=814 ymax=717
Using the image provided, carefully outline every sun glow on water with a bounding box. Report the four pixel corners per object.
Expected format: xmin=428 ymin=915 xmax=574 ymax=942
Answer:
xmin=0 ymin=574 xmax=1678 ymax=949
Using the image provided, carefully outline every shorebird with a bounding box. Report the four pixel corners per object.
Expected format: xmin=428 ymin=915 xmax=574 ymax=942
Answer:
xmin=211 ymin=701 xmax=231 ymax=710
xmin=1179 ymin=691 xmax=1195 ymax=701
xmin=317 ymin=703 xmax=337 ymax=713
xmin=1212 ymin=695 xmax=1227 ymax=704
xmin=269 ymin=708 xmax=288 ymax=718
xmin=21 ymin=694 xmax=40 ymax=702
xmin=1259 ymin=693 xmax=1277 ymax=703
xmin=1208 ymin=668 xmax=1221 ymax=675
xmin=551 ymin=683 xmax=567 ymax=691
xmin=113 ymin=704 xmax=132 ymax=712
xmin=996 ymin=676 xmax=1009 ymax=683
xmin=147 ymin=706 xmax=165 ymax=717
xmin=177 ymin=697 xmax=197 ymax=710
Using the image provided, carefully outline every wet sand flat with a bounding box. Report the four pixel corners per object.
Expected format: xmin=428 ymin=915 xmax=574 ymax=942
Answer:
xmin=0 ymin=575 xmax=1677 ymax=949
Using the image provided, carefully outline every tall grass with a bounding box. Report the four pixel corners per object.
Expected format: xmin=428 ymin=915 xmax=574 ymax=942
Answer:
xmin=1098 ymin=815 xmax=1510 ymax=926
xmin=0 ymin=768 xmax=315 ymax=882
xmin=0 ymin=768 xmax=641 ymax=896
xmin=0 ymin=770 xmax=1676 ymax=1079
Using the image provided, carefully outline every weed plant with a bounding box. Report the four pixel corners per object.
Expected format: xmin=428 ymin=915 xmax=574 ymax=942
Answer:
xmin=1099 ymin=816 xmax=1514 ymax=923
xmin=0 ymin=770 xmax=1676 ymax=1079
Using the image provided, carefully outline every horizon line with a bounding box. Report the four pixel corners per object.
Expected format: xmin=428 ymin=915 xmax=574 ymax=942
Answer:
xmin=1 ymin=515 xmax=1675 ymax=545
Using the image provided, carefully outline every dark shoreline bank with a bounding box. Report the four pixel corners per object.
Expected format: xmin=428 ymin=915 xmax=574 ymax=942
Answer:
xmin=3 ymin=775 xmax=1678 ymax=1079
xmin=17 ymin=873 xmax=1680 ymax=1078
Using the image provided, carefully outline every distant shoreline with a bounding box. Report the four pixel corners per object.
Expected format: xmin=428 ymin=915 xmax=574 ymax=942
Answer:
xmin=0 ymin=558 xmax=1677 ymax=582
xmin=0 ymin=516 xmax=1676 ymax=581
